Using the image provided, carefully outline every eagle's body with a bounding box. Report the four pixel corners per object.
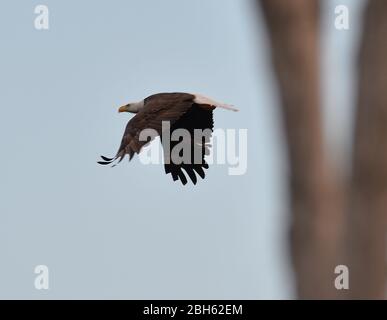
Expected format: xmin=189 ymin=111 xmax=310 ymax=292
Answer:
xmin=99 ymin=92 xmax=237 ymax=185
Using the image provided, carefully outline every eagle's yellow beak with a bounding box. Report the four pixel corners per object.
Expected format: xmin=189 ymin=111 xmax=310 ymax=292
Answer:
xmin=118 ymin=105 xmax=128 ymax=113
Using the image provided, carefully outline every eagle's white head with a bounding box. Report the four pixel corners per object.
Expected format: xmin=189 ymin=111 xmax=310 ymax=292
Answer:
xmin=118 ymin=100 xmax=144 ymax=114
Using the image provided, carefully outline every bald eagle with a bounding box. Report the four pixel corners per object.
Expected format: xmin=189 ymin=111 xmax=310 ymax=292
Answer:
xmin=98 ymin=92 xmax=237 ymax=185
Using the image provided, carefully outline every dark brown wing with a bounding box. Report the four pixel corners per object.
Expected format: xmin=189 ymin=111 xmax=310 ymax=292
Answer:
xmin=162 ymin=104 xmax=214 ymax=185
xmin=98 ymin=93 xmax=195 ymax=166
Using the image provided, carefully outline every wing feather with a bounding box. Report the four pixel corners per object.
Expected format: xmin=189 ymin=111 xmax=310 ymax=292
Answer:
xmin=162 ymin=104 xmax=214 ymax=185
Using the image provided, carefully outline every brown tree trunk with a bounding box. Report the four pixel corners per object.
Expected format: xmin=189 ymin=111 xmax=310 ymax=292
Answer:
xmin=348 ymin=0 xmax=387 ymax=299
xmin=259 ymin=0 xmax=343 ymax=298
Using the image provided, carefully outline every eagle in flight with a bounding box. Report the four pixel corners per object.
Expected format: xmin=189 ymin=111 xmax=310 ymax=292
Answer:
xmin=98 ymin=92 xmax=238 ymax=185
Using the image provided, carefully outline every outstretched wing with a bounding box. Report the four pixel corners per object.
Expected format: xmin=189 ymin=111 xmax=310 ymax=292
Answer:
xmin=163 ymin=104 xmax=214 ymax=185
xmin=98 ymin=93 xmax=196 ymax=166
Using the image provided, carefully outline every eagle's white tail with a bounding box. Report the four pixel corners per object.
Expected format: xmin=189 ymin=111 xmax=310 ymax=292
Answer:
xmin=193 ymin=94 xmax=239 ymax=112
xmin=216 ymin=103 xmax=239 ymax=112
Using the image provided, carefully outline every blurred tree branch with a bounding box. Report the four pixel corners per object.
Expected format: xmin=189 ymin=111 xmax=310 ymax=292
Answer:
xmin=348 ymin=0 xmax=387 ymax=299
xmin=258 ymin=0 xmax=344 ymax=298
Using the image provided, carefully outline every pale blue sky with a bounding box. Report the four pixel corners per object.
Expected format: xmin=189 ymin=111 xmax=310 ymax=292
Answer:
xmin=0 ymin=0 xmax=364 ymax=299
